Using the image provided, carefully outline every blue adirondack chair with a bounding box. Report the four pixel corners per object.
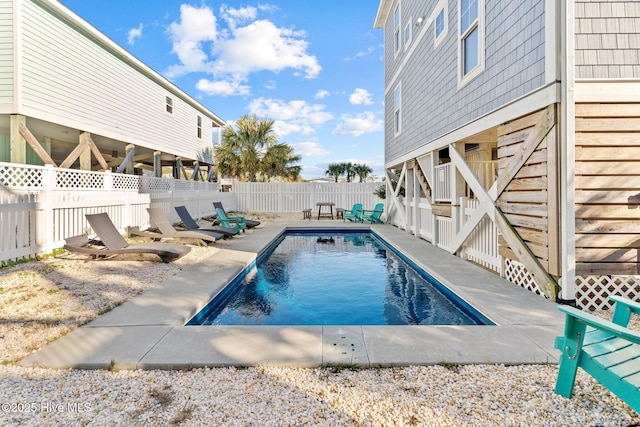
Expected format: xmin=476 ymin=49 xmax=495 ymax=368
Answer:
xmin=361 ymin=203 xmax=384 ymax=224
xmin=215 ymin=208 xmax=246 ymax=233
xmin=554 ymin=295 xmax=640 ymax=413
xmin=343 ymin=203 xmax=363 ymax=222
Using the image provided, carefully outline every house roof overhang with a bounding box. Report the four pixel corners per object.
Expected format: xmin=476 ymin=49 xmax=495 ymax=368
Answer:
xmin=374 ymin=0 xmax=392 ymax=29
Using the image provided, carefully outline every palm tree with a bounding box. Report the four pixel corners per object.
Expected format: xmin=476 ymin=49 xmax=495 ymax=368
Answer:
xmin=214 ymin=139 xmax=242 ymax=180
xmin=325 ymin=163 xmax=345 ymax=182
xmin=261 ymin=142 xmax=302 ymax=182
xmin=353 ymin=163 xmax=373 ymax=182
xmin=343 ymin=162 xmax=355 ymax=182
xmin=214 ymin=115 xmax=301 ymax=182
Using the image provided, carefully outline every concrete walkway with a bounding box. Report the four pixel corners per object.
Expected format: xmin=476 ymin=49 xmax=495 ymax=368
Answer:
xmin=20 ymin=222 xmax=565 ymax=370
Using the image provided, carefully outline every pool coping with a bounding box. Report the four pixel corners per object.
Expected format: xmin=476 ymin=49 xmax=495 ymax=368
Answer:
xmin=19 ymin=222 xmax=565 ymax=370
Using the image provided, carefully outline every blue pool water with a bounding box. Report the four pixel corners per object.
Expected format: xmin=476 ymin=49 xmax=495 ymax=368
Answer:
xmin=187 ymin=231 xmax=493 ymax=326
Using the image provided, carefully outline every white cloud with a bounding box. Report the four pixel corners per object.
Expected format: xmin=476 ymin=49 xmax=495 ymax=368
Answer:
xmin=220 ymin=5 xmax=258 ymax=29
xmin=332 ymin=112 xmax=383 ymax=137
xmin=249 ymin=97 xmax=333 ymax=123
xmin=349 ymin=88 xmax=373 ymax=105
xmin=265 ymin=80 xmax=277 ymax=90
xmin=127 ymin=23 xmax=144 ymax=45
xmin=315 ymin=89 xmax=330 ymax=99
xmin=196 ymin=78 xmax=250 ymax=97
xmin=257 ymin=4 xmax=279 ymax=13
xmin=166 ymin=5 xmax=217 ymax=76
xmin=166 ymin=5 xmax=321 ymax=96
xmin=248 ymin=98 xmax=333 ymax=137
xmin=345 ymin=45 xmax=375 ymax=61
xmin=211 ymin=20 xmax=321 ymax=78
xmin=290 ymin=142 xmax=329 ymax=157
xmin=273 ymin=121 xmax=314 ymax=136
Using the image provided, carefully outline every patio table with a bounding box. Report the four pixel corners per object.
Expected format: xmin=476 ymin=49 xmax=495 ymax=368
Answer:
xmin=316 ymin=202 xmax=335 ymax=220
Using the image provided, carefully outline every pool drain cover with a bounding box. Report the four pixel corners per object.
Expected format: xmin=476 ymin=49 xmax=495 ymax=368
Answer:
xmin=323 ymin=333 xmax=369 ymax=365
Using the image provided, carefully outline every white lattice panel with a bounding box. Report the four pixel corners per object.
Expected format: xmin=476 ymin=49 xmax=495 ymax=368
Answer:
xmin=576 ymin=275 xmax=640 ymax=311
xmin=112 ymin=174 xmax=141 ymax=190
xmin=503 ymin=258 xmax=548 ymax=299
xmin=56 ymin=170 xmax=104 ymax=189
xmin=145 ymin=178 xmax=172 ymax=191
xmin=0 ymin=163 xmax=44 ymax=188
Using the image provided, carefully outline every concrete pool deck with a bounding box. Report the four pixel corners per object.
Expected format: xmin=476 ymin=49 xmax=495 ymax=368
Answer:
xmin=19 ymin=222 xmax=565 ymax=370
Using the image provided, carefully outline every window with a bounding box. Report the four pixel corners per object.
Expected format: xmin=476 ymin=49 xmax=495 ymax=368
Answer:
xmin=434 ymin=6 xmax=447 ymax=47
xmin=394 ymin=84 xmax=402 ymax=135
xmin=165 ymin=96 xmax=173 ymax=114
xmin=394 ymin=4 xmax=401 ymax=56
xmin=197 ymin=116 xmax=202 ymax=139
xmin=435 ymin=9 xmax=445 ymax=39
xmin=459 ymin=0 xmax=484 ymax=83
xmin=403 ymin=20 xmax=412 ymax=49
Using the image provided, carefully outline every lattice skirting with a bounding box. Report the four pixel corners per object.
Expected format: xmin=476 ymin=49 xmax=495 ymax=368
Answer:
xmin=503 ymin=258 xmax=640 ymax=310
xmin=576 ymin=275 xmax=640 ymax=311
xmin=503 ymin=258 xmax=548 ymax=299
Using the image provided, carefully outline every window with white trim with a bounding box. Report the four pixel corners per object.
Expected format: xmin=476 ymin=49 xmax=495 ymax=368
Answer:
xmin=434 ymin=7 xmax=447 ymax=47
xmin=394 ymin=84 xmax=402 ymax=136
xmin=435 ymin=9 xmax=445 ymax=38
xmin=403 ymin=19 xmax=412 ymax=49
xmin=165 ymin=96 xmax=173 ymax=114
xmin=394 ymin=3 xmax=401 ymax=56
xmin=459 ymin=0 xmax=484 ymax=83
xmin=197 ymin=116 xmax=202 ymax=139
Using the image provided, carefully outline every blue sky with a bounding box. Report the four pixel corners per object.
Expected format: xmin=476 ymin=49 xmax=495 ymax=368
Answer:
xmin=59 ymin=1 xmax=385 ymax=181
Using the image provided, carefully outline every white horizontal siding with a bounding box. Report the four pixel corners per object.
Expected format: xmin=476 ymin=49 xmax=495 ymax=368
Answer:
xmin=18 ymin=0 xmax=213 ymax=158
xmin=0 ymin=0 xmax=13 ymax=104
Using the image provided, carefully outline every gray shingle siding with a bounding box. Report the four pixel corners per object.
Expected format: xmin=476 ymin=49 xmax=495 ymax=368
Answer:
xmin=383 ymin=0 xmax=546 ymax=163
xmin=575 ymin=0 xmax=640 ymax=79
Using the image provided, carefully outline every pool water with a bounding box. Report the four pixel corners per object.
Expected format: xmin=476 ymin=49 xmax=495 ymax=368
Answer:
xmin=187 ymin=231 xmax=492 ymax=326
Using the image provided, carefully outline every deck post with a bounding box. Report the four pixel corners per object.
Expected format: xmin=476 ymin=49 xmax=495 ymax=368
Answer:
xmin=405 ymin=165 xmax=414 ymax=234
xmin=10 ymin=115 xmax=27 ymax=164
xmin=413 ymin=163 xmax=421 ymax=236
xmin=154 ymin=151 xmax=162 ymax=177
xmin=125 ymin=144 xmax=135 ymax=175
xmin=559 ymin=0 xmax=577 ymax=303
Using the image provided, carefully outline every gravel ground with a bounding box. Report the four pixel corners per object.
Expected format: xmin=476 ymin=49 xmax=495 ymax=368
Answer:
xmin=0 ymin=212 xmax=638 ymax=426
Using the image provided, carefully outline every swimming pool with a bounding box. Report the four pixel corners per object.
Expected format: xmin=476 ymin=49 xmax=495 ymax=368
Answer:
xmin=187 ymin=230 xmax=494 ymax=326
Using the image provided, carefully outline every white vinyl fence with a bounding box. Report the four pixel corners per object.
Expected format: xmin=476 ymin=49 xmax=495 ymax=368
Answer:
xmin=233 ymin=181 xmax=383 ymax=212
xmin=0 ymin=162 xmax=383 ymax=264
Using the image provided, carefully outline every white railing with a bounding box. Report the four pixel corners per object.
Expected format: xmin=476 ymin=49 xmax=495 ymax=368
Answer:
xmin=435 ymin=216 xmax=453 ymax=251
xmin=0 ymin=162 xmax=384 ymax=263
xmin=418 ymin=199 xmax=433 ymax=241
xmin=461 ymin=198 xmax=501 ymax=273
xmin=434 ymin=163 xmax=452 ymax=202
xmin=466 ymin=160 xmax=497 ymax=192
